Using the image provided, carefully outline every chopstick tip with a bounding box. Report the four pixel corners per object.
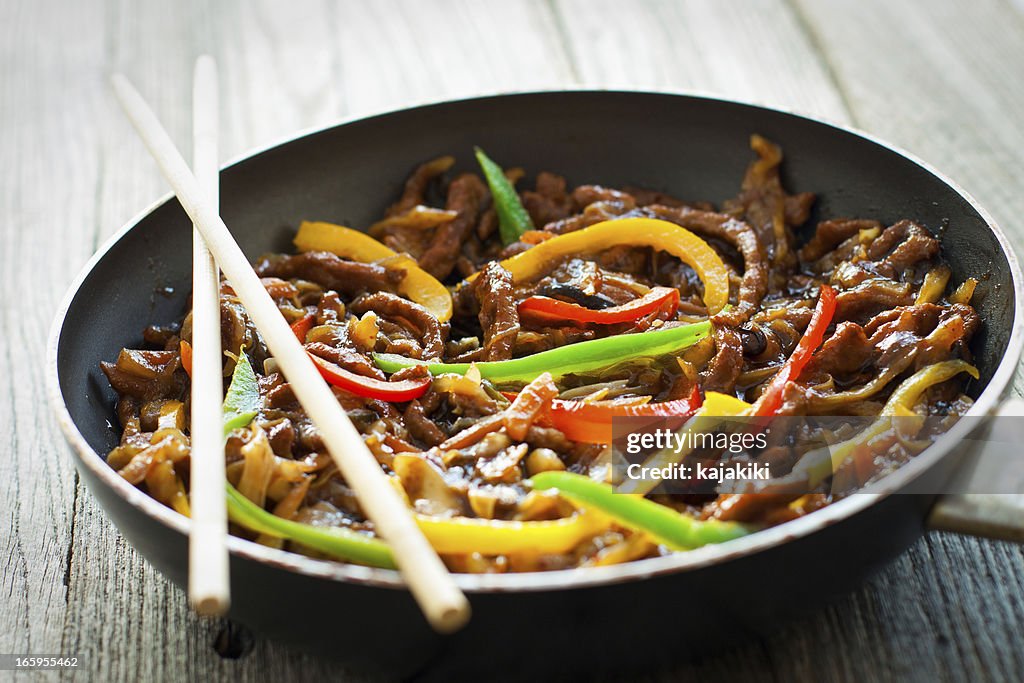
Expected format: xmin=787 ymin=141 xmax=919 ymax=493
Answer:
xmin=191 ymin=594 xmax=231 ymax=617
xmin=429 ymin=597 xmax=472 ymax=634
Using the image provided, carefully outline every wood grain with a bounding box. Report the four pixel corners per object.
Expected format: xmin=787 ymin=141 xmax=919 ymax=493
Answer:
xmin=1 ymin=0 xmax=98 ymax=662
xmin=3 ymin=0 xmax=1023 ymax=680
xmin=554 ymin=0 xmax=850 ymax=123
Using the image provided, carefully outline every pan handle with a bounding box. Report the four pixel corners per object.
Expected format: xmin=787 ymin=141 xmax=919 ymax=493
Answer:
xmin=927 ymin=398 xmax=1024 ymax=542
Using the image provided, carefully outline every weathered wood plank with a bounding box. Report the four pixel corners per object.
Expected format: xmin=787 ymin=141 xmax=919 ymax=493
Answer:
xmin=329 ymin=0 xmax=575 ymax=118
xmin=553 ymin=0 xmax=850 ymax=123
xmin=0 ymin=0 xmax=104 ymax=662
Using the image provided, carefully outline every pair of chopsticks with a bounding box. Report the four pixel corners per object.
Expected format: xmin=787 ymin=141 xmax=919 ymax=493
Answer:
xmin=112 ymin=61 xmax=470 ymax=633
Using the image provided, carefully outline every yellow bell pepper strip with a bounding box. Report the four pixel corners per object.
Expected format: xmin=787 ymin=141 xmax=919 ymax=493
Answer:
xmin=474 ymin=147 xmax=535 ymax=245
xmin=374 ymin=318 xmax=712 ymax=385
xmin=179 ymin=340 xmax=193 ymax=377
xmin=617 ymin=391 xmax=752 ymax=495
xmin=468 ymin=217 xmax=731 ymax=315
xmin=220 ymin=350 xmax=606 ymax=565
xmin=751 ymin=284 xmax=836 ymax=417
xmin=698 ymin=390 xmax=754 ymax=417
xmin=415 ymin=511 xmax=604 ymax=555
xmin=796 ymin=359 xmax=979 ymax=487
xmin=531 ymin=471 xmax=751 ymax=550
xmin=292 ymin=220 xmax=453 ymax=322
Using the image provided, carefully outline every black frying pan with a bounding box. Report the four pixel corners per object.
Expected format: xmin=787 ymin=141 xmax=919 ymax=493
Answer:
xmin=47 ymin=92 xmax=1024 ymax=681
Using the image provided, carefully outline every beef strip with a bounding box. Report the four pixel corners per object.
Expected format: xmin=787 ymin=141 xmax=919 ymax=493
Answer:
xmin=418 ymin=173 xmax=488 ymax=280
xmin=643 ymin=205 xmax=769 ymax=326
xmin=624 ymin=185 xmax=715 ymax=211
xmin=349 ymin=291 xmax=447 ymax=360
xmin=571 ymin=185 xmax=638 ymax=210
xmin=100 ymin=350 xmax=183 ymax=402
xmin=522 ymin=172 xmax=575 ymax=226
xmin=387 ymin=155 xmax=454 ymax=216
xmin=404 ymin=399 xmax=447 ymax=447
xmin=865 ymin=220 xmax=940 ymax=273
xmin=701 ymin=325 xmax=744 ymax=395
xmin=835 ymin=279 xmax=915 ymax=323
xmin=255 ymin=252 xmax=401 ymax=297
xmin=305 ymin=341 xmax=387 ymax=380
xmin=722 ymin=134 xmax=815 ymax=264
xmin=534 ymin=185 xmax=638 ymax=235
xmin=804 ymin=321 xmax=874 ymax=379
xmin=798 ymin=218 xmax=882 ymax=263
xmin=472 ymin=261 xmax=521 ymax=361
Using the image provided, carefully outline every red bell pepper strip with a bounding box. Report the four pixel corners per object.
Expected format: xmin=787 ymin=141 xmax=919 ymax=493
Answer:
xmin=502 ymin=384 xmax=702 ymax=444
xmin=290 ymin=312 xmax=315 ymax=342
xmin=309 ymin=353 xmax=430 ymax=402
xmin=548 ymin=383 xmax=702 ymax=444
xmin=518 ymin=286 xmax=680 ymax=326
xmin=752 ymin=284 xmax=837 ymax=417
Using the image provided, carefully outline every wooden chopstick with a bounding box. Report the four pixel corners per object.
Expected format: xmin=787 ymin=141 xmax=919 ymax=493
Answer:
xmin=110 ymin=73 xmax=471 ymax=634
xmin=187 ymin=56 xmax=230 ymax=616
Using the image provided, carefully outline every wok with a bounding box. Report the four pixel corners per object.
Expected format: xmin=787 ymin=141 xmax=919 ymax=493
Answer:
xmin=47 ymin=92 xmax=1024 ymax=680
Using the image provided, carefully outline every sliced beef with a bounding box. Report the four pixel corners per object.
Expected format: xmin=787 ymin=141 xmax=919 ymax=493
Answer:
xmin=804 ymin=321 xmax=874 ymax=379
xmin=349 ymin=291 xmax=447 ymax=360
xmin=255 ymin=252 xmax=400 ymax=297
xmin=624 ymin=185 xmax=715 ymax=211
xmin=387 ymin=155 xmax=454 ymax=216
xmin=404 ymin=399 xmax=447 ymax=447
xmin=722 ymin=134 xmax=815 ymax=264
xmin=472 ymin=261 xmax=520 ymax=361
xmin=522 ymin=172 xmax=575 ymax=226
xmin=701 ymin=325 xmax=744 ymax=394
xmin=643 ymin=205 xmax=769 ymax=326
xmin=866 ymin=220 xmax=941 ymax=273
xmin=418 ymin=173 xmax=488 ymax=280
xmin=799 ymin=218 xmax=882 ymax=263
xmin=305 ymin=341 xmax=386 ymax=380
xmin=835 ymin=278 xmax=915 ymax=323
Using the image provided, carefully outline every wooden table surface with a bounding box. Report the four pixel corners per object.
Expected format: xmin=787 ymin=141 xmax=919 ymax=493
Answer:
xmin=3 ymin=0 xmax=1024 ymax=680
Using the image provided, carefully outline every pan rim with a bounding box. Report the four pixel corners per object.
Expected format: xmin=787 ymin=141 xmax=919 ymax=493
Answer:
xmin=46 ymin=89 xmax=1024 ymax=594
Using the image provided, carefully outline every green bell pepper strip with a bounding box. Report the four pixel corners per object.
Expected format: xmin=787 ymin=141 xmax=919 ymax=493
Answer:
xmin=374 ymin=319 xmax=713 ymax=385
xmin=530 ymin=471 xmax=751 ymax=550
xmin=226 ymin=483 xmax=397 ymax=568
xmin=475 ymin=146 xmax=534 ymax=245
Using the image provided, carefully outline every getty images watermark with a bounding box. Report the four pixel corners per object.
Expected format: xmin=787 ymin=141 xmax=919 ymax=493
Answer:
xmin=623 ymin=426 xmax=770 ymax=483
xmin=609 ymin=414 xmax=1024 ymax=496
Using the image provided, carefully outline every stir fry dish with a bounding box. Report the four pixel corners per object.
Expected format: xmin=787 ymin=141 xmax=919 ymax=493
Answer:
xmin=101 ymin=136 xmax=981 ymax=572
